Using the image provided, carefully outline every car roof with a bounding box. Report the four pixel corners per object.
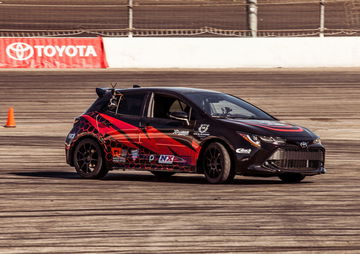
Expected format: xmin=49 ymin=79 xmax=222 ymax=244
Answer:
xmin=99 ymin=87 xmax=222 ymax=96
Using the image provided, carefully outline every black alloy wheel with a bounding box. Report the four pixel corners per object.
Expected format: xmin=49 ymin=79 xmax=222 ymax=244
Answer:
xmin=73 ymin=138 xmax=108 ymax=179
xmin=203 ymin=142 xmax=234 ymax=184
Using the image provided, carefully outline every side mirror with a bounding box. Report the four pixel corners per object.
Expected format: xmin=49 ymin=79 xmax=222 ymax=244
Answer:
xmin=169 ymin=111 xmax=189 ymax=125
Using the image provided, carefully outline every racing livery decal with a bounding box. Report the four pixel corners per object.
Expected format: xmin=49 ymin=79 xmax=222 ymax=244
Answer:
xmin=158 ymin=155 xmax=175 ymax=164
xmin=238 ymin=120 xmax=304 ymax=133
xmin=72 ymin=112 xmax=201 ymax=171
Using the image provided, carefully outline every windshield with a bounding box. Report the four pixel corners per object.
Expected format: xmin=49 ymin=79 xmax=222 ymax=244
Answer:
xmin=185 ymin=92 xmax=275 ymax=120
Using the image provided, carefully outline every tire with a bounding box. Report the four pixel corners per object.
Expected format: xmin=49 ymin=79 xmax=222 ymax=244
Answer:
xmin=203 ymin=142 xmax=235 ymax=184
xmin=151 ymin=171 xmax=175 ymax=178
xmin=73 ymin=138 xmax=109 ymax=179
xmin=279 ymin=173 xmax=305 ymax=183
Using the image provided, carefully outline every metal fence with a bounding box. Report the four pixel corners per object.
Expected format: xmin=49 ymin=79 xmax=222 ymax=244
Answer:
xmin=0 ymin=0 xmax=359 ymax=37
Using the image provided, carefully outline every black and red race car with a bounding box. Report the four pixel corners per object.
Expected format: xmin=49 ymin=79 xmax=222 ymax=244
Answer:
xmin=65 ymin=86 xmax=326 ymax=184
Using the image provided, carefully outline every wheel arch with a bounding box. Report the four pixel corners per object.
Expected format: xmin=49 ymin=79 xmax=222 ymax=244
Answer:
xmin=68 ymin=134 xmax=108 ymax=167
xmin=196 ymin=137 xmax=237 ymax=174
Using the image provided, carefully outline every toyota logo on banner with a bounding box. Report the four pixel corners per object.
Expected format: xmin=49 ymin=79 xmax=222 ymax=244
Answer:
xmin=6 ymin=42 xmax=34 ymax=61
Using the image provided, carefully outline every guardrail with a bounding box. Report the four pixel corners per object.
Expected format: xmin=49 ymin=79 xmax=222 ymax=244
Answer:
xmin=0 ymin=0 xmax=359 ymax=37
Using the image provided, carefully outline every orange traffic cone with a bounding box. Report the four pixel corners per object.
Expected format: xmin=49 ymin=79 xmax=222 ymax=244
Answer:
xmin=4 ymin=107 xmax=16 ymax=128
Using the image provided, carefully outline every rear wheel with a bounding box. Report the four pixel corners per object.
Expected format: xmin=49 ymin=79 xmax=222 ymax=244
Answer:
xmin=279 ymin=173 xmax=305 ymax=183
xmin=203 ymin=142 xmax=235 ymax=184
xmin=73 ymin=138 xmax=108 ymax=179
xmin=151 ymin=171 xmax=175 ymax=178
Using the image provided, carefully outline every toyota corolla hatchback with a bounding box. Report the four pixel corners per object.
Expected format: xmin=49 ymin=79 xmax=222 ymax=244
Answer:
xmin=65 ymin=86 xmax=326 ymax=184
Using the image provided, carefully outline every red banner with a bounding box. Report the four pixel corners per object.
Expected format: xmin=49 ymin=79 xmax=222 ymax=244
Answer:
xmin=0 ymin=37 xmax=107 ymax=68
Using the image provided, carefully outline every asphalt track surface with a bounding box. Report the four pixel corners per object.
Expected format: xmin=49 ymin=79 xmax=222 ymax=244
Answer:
xmin=0 ymin=69 xmax=360 ymax=253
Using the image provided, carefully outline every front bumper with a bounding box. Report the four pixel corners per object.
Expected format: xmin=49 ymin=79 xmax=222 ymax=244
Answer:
xmin=236 ymin=145 xmax=326 ymax=177
xmin=65 ymin=143 xmax=72 ymax=166
xmin=246 ymin=164 xmax=326 ymax=176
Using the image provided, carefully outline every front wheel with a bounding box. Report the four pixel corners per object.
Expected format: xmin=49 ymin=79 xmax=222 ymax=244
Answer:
xmin=279 ymin=173 xmax=305 ymax=183
xmin=73 ymin=138 xmax=108 ymax=179
xmin=203 ymin=142 xmax=235 ymax=184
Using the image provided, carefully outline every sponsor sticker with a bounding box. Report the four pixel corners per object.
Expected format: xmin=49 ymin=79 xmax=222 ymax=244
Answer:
xmin=112 ymin=147 xmax=126 ymax=163
xmin=68 ymin=133 xmax=75 ymax=139
xmin=198 ymin=124 xmax=210 ymax=134
xmin=149 ymin=154 xmax=155 ymax=162
xmin=131 ymin=149 xmax=139 ymax=161
xmin=158 ymin=155 xmax=175 ymax=164
xmin=194 ymin=124 xmax=210 ymax=137
xmin=174 ymin=157 xmax=187 ymax=164
xmin=112 ymin=148 xmax=122 ymax=157
xmin=236 ymin=148 xmax=252 ymax=154
xmin=173 ymin=129 xmax=190 ymax=136
xmin=113 ymin=157 xmax=124 ymax=163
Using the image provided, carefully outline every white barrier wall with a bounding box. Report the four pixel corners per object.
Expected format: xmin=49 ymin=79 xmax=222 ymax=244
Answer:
xmin=104 ymin=37 xmax=360 ymax=68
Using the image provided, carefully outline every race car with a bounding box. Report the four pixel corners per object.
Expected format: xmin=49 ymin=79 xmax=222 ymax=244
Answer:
xmin=65 ymin=86 xmax=326 ymax=184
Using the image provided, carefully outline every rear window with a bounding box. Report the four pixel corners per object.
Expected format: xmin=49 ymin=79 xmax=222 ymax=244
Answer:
xmin=108 ymin=92 xmax=146 ymax=116
xmin=85 ymin=92 xmax=112 ymax=113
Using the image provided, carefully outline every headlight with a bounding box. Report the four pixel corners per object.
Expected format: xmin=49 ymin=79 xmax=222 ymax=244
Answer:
xmin=238 ymin=133 xmax=286 ymax=147
xmin=313 ymin=138 xmax=321 ymax=144
xmin=238 ymin=133 xmax=261 ymax=148
xmin=258 ymin=136 xmax=286 ymax=145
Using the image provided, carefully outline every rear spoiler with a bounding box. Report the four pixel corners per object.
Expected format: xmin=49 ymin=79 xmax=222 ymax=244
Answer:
xmin=96 ymin=85 xmax=141 ymax=97
xmin=96 ymin=88 xmax=109 ymax=98
xmin=96 ymin=88 xmax=122 ymax=98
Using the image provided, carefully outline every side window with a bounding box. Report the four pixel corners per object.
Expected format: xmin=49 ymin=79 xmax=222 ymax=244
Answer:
xmin=108 ymin=92 xmax=145 ymax=116
xmin=169 ymin=100 xmax=187 ymax=113
xmin=152 ymin=94 xmax=191 ymax=119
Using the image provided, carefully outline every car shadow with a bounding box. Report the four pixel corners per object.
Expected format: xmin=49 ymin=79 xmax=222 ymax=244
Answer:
xmin=10 ymin=171 xmax=80 ymax=179
xmin=9 ymin=171 xmax=311 ymax=185
xmin=105 ymin=174 xmax=286 ymax=185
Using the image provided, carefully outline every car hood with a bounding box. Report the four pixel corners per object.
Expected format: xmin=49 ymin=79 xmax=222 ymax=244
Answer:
xmin=218 ymin=119 xmax=318 ymax=141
